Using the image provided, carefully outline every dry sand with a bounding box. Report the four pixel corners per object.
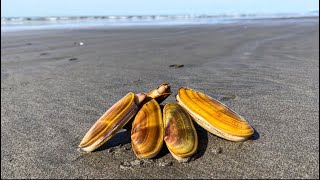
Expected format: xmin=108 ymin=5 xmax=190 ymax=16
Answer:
xmin=1 ymin=17 xmax=319 ymax=179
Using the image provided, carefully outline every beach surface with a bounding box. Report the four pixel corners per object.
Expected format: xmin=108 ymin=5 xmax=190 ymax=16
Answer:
xmin=1 ymin=18 xmax=319 ymax=179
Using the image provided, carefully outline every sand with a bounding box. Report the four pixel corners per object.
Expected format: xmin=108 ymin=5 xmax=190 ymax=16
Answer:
xmin=1 ymin=17 xmax=319 ymax=179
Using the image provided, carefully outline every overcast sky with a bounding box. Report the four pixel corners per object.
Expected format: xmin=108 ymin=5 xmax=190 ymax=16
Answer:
xmin=1 ymin=0 xmax=319 ymax=17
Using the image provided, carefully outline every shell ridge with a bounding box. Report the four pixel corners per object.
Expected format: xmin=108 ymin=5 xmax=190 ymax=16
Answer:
xmin=193 ymin=91 xmax=246 ymax=129
xmin=177 ymin=88 xmax=253 ymax=140
xmin=183 ymin=88 xmax=252 ymax=135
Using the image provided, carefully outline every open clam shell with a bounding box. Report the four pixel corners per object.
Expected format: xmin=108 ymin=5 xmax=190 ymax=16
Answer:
xmin=147 ymin=82 xmax=172 ymax=103
xmin=131 ymin=98 xmax=164 ymax=159
xmin=79 ymin=92 xmax=146 ymax=152
xmin=176 ymin=87 xmax=254 ymax=141
xmin=163 ymin=102 xmax=198 ymax=162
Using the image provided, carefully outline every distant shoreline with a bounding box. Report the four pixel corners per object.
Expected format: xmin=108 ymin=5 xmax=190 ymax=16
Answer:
xmin=1 ymin=15 xmax=319 ymax=33
xmin=2 ymin=12 xmax=319 ymax=21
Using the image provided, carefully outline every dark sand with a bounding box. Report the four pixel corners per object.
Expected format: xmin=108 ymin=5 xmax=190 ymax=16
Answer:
xmin=1 ymin=18 xmax=319 ymax=179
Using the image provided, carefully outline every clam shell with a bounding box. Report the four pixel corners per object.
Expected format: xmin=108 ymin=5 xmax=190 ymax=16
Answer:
xmin=176 ymin=87 xmax=254 ymax=141
xmin=163 ymin=102 xmax=198 ymax=162
xmin=131 ymin=98 xmax=164 ymax=159
xmin=79 ymin=92 xmax=146 ymax=152
xmin=147 ymin=82 xmax=172 ymax=103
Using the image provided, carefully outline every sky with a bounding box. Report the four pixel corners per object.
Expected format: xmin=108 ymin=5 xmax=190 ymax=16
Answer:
xmin=1 ymin=0 xmax=319 ymax=17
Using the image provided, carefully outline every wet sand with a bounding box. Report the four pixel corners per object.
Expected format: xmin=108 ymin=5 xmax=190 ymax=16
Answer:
xmin=1 ymin=17 xmax=319 ymax=178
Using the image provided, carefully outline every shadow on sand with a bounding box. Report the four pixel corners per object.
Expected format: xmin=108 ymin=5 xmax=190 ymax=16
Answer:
xmin=93 ymin=122 xmax=210 ymax=161
xmin=95 ymin=130 xmax=131 ymax=152
xmin=251 ymin=127 xmax=260 ymax=140
xmin=191 ymin=123 xmax=209 ymax=161
xmin=90 ymin=123 xmax=258 ymax=157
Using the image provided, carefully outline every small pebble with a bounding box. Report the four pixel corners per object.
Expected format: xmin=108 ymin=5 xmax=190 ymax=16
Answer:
xmin=119 ymin=160 xmax=134 ymax=170
xmin=40 ymin=52 xmax=49 ymax=56
xmin=122 ymin=161 xmax=131 ymax=166
xmin=179 ymin=157 xmax=192 ymax=163
xmin=211 ymin=147 xmax=222 ymax=154
xmin=69 ymin=58 xmax=78 ymax=61
xmin=142 ymin=159 xmax=154 ymax=165
xmin=107 ymin=147 xmax=115 ymax=153
xmin=119 ymin=164 xmax=132 ymax=170
xmin=158 ymin=161 xmax=173 ymax=167
xmin=169 ymin=64 xmax=184 ymax=68
xmin=130 ymin=160 xmax=142 ymax=166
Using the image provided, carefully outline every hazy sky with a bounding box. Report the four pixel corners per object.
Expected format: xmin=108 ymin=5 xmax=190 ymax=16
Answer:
xmin=1 ymin=0 xmax=319 ymax=17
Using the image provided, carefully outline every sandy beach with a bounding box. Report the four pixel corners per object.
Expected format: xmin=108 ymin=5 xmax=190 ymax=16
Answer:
xmin=1 ymin=17 xmax=319 ymax=179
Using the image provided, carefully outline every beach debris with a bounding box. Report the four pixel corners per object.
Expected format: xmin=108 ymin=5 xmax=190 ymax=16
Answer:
xmin=130 ymin=159 xmax=143 ymax=166
xmin=119 ymin=159 xmax=145 ymax=170
xmin=131 ymin=98 xmax=164 ymax=159
xmin=163 ymin=102 xmax=198 ymax=162
xmin=78 ymin=92 xmax=147 ymax=152
xmin=78 ymin=82 xmax=254 ymax=162
xmin=73 ymin=42 xmax=85 ymax=46
xmin=169 ymin=64 xmax=184 ymax=68
xmin=158 ymin=161 xmax=173 ymax=167
xmin=69 ymin=57 xmax=78 ymax=61
xmin=40 ymin=52 xmax=49 ymax=56
xmin=211 ymin=147 xmax=222 ymax=155
xmin=176 ymin=87 xmax=254 ymax=141
xmin=119 ymin=161 xmax=133 ymax=170
xmin=123 ymin=146 xmax=131 ymax=151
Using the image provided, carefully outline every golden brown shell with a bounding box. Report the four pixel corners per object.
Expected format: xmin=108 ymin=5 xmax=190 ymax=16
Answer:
xmin=131 ymin=98 xmax=164 ymax=159
xmin=176 ymin=87 xmax=254 ymax=141
xmin=163 ymin=102 xmax=198 ymax=162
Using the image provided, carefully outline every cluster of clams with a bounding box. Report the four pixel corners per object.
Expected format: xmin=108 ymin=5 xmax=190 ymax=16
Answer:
xmin=78 ymin=83 xmax=254 ymax=162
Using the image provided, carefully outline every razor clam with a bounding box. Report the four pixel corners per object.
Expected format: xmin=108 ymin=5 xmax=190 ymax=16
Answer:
xmin=131 ymin=98 xmax=164 ymax=159
xmin=163 ymin=102 xmax=198 ymax=162
xmin=176 ymin=87 xmax=254 ymax=141
xmin=79 ymin=92 xmax=146 ymax=152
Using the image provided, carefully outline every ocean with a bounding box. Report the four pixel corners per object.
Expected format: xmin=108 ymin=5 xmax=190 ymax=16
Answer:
xmin=1 ymin=12 xmax=319 ymax=32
